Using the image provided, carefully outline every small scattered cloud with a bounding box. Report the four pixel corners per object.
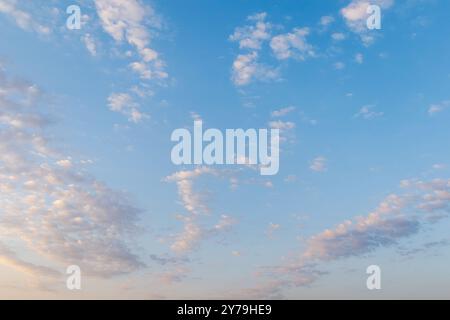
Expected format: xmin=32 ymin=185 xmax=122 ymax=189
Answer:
xmin=310 ymin=157 xmax=327 ymax=172
xmin=340 ymin=0 xmax=394 ymax=46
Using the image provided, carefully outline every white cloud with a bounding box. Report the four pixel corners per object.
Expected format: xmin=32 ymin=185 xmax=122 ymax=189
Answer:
xmin=433 ymin=164 xmax=446 ymax=170
xmin=248 ymin=177 xmax=450 ymax=298
xmin=94 ymin=0 xmax=167 ymax=80
xmin=266 ymin=223 xmax=280 ymax=238
xmin=107 ymin=92 xmax=148 ymax=123
xmin=355 ymin=53 xmax=364 ymax=64
xmin=340 ymin=0 xmax=394 ymax=45
xmin=303 ymin=180 xmax=450 ymax=261
xmin=0 ymin=0 xmax=50 ymax=35
xmin=302 ymin=194 xmax=416 ymax=260
xmin=271 ymin=106 xmax=296 ymax=118
xmin=319 ymin=15 xmax=335 ymax=27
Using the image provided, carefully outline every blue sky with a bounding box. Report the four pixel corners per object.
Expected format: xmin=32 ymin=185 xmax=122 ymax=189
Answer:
xmin=0 ymin=0 xmax=449 ymax=299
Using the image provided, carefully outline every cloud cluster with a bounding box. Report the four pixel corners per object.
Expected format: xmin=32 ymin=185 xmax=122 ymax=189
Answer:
xmin=303 ymin=194 xmax=417 ymax=260
xmin=229 ymin=13 xmax=278 ymax=86
xmin=0 ymin=69 xmax=144 ymax=281
xmin=92 ymin=0 xmax=168 ymax=123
